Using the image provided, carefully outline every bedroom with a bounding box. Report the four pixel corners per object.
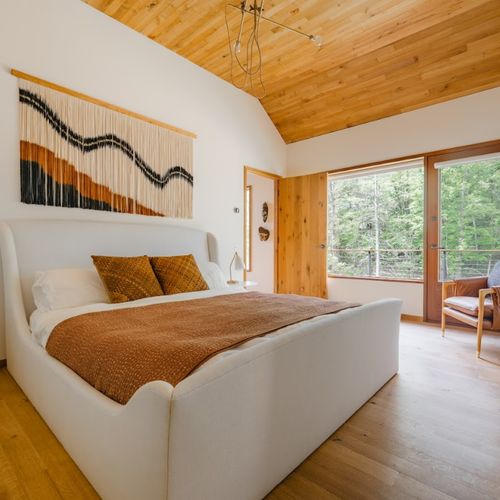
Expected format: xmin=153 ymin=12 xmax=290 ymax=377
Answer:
xmin=0 ymin=0 xmax=499 ymax=499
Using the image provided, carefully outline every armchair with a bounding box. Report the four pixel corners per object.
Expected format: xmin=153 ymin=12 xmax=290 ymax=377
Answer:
xmin=441 ymin=263 xmax=500 ymax=357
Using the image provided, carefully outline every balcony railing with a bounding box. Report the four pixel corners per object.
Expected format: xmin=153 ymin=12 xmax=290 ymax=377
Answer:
xmin=328 ymin=248 xmax=500 ymax=281
xmin=328 ymin=248 xmax=423 ymax=280
xmin=439 ymin=249 xmax=500 ymax=281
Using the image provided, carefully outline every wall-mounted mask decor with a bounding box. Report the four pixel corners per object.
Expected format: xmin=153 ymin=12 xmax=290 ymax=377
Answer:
xmin=259 ymin=226 xmax=270 ymax=241
xmin=18 ymin=78 xmax=194 ymax=218
xmin=262 ymin=202 xmax=269 ymax=222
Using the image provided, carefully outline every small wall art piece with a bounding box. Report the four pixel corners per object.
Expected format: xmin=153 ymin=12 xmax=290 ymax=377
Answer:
xmin=18 ymin=78 xmax=194 ymax=218
xmin=262 ymin=202 xmax=268 ymax=222
xmin=259 ymin=226 xmax=270 ymax=241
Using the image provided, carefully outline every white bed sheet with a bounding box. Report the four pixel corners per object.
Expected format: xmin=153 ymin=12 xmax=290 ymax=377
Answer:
xmin=30 ymin=288 xmax=245 ymax=347
xmin=30 ymin=288 xmax=345 ymax=378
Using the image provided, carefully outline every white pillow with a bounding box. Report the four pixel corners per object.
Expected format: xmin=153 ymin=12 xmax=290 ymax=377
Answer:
xmin=197 ymin=262 xmax=228 ymax=290
xmin=32 ymin=268 xmax=109 ymax=312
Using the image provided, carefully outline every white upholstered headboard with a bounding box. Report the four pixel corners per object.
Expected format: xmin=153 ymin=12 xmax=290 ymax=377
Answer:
xmin=0 ymin=219 xmax=218 ymax=319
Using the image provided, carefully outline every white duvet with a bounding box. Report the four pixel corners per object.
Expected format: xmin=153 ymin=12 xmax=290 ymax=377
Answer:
xmin=30 ymin=288 xmax=339 ymax=376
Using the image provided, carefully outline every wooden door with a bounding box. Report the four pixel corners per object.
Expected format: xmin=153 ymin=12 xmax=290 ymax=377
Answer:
xmin=277 ymin=173 xmax=327 ymax=297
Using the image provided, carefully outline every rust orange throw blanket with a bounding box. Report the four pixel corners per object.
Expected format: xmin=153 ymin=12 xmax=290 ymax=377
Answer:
xmin=46 ymin=292 xmax=358 ymax=404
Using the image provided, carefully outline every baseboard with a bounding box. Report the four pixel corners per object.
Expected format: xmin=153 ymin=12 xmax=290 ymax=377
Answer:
xmin=401 ymin=314 xmax=424 ymax=323
xmin=0 ymin=359 xmax=6 ymax=368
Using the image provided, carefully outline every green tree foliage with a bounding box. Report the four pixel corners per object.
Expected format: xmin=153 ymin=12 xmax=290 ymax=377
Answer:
xmin=328 ymin=159 xmax=500 ymax=280
xmin=440 ymin=160 xmax=500 ymax=279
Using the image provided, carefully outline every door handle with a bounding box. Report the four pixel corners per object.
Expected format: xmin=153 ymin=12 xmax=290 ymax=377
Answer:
xmin=430 ymin=244 xmax=444 ymax=250
xmin=319 ymin=244 xmax=326 ymax=249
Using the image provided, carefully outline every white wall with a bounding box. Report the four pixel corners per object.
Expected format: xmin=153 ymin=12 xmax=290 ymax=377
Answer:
xmin=288 ymin=87 xmax=500 ymax=175
xmin=328 ymin=279 xmax=423 ymax=317
xmin=288 ymin=87 xmax=500 ymax=315
xmin=0 ymin=0 xmax=286 ymax=359
xmin=245 ymin=172 xmax=275 ymax=293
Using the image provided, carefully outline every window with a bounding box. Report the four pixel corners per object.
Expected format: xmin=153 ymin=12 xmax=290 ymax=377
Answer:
xmin=328 ymin=159 xmax=424 ymax=280
xmin=244 ymin=185 xmax=252 ymax=272
xmin=437 ymin=153 xmax=500 ymax=281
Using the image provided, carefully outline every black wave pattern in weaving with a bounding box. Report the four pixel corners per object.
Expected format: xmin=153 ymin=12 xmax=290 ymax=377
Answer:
xmin=21 ymin=160 xmax=117 ymax=212
xmin=19 ymin=88 xmax=193 ymax=188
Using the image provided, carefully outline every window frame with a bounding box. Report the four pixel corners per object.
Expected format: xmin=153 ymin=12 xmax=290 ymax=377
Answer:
xmin=327 ymin=158 xmax=425 ymax=283
xmin=243 ymin=185 xmax=252 ymax=272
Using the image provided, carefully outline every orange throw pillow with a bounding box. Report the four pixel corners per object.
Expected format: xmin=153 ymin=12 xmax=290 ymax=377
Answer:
xmin=92 ymin=255 xmax=163 ymax=303
xmin=150 ymin=255 xmax=209 ymax=295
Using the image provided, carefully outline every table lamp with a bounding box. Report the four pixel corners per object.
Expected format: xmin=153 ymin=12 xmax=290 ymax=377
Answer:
xmin=228 ymin=251 xmax=244 ymax=284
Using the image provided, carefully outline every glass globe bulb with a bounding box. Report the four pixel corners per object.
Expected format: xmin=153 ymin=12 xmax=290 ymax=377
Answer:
xmin=310 ymin=34 xmax=323 ymax=47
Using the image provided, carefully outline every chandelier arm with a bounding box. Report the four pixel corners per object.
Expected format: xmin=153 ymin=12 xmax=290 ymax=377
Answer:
xmin=227 ymin=2 xmax=316 ymax=41
xmin=254 ymin=37 xmax=266 ymax=98
xmin=252 ymin=0 xmax=264 ymax=74
xmin=224 ymin=0 xmax=268 ymax=98
xmin=235 ymin=5 xmax=262 ymax=77
xmin=249 ymin=1 xmax=257 ymax=83
xmin=246 ymin=1 xmax=264 ymax=77
xmin=234 ymin=0 xmax=248 ymax=48
xmin=226 ymin=1 xmax=258 ymax=78
xmin=225 ymin=4 xmax=248 ymax=91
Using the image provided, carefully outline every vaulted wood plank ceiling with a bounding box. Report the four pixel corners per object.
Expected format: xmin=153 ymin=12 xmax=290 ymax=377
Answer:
xmin=85 ymin=0 xmax=500 ymax=143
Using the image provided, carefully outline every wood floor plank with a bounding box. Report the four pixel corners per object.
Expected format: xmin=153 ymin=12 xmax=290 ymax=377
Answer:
xmin=0 ymin=372 xmax=98 ymax=500
xmin=0 ymin=322 xmax=499 ymax=499
xmin=3 ymin=387 xmax=97 ymax=499
xmin=267 ymin=473 xmax=341 ymax=500
xmin=0 ymin=401 xmax=62 ymax=499
xmin=329 ymin=432 xmax=491 ymax=500
xmin=0 ymin=442 xmax=30 ymax=500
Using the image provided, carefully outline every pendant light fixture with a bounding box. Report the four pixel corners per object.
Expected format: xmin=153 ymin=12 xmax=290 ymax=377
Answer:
xmin=225 ymin=1 xmax=323 ymax=99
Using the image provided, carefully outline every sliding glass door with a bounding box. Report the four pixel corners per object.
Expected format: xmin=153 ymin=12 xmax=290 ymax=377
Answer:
xmin=425 ymin=145 xmax=500 ymax=322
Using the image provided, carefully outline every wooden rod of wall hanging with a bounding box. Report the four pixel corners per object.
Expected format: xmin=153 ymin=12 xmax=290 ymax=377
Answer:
xmin=11 ymin=69 xmax=197 ymax=139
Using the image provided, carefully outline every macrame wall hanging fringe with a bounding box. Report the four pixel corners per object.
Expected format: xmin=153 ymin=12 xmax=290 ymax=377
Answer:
xmin=15 ymin=70 xmax=195 ymax=218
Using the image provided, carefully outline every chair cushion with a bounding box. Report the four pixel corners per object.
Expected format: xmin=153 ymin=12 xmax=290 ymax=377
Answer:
xmin=444 ymin=296 xmax=493 ymax=318
xmin=488 ymin=261 xmax=500 ymax=288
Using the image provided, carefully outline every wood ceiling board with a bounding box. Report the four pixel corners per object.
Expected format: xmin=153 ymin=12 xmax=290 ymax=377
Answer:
xmin=85 ymin=0 xmax=500 ymax=143
xmin=263 ymin=2 xmax=500 ymax=142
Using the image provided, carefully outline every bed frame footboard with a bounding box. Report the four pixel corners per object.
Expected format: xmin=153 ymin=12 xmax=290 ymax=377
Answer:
xmin=168 ymin=299 xmax=401 ymax=500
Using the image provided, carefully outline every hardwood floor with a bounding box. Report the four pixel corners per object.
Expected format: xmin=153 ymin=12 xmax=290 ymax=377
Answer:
xmin=1 ymin=322 xmax=499 ymax=499
xmin=268 ymin=323 xmax=500 ymax=500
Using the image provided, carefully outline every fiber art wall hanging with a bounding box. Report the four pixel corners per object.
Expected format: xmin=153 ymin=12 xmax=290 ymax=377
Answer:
xmin=17 ymin=76 xmax=194 ymax=218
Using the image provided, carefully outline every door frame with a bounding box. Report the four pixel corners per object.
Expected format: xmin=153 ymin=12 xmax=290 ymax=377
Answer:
xmin=243 ymin=166 xmax=281 ymax=292
xmin=424 ymin=141 xmax=500 ymax=322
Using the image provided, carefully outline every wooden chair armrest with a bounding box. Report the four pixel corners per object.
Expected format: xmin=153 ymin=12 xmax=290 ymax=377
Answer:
xmin=442 ymin=281 xmax=456 ymax=302
xmin=479 ymin=288 xmax=494 ymax=301
xmin=478 ymin=288 xmax=494 ymax=321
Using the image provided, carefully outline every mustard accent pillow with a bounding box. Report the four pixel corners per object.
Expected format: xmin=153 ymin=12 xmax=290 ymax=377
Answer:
xmin=150 ymin=255 xmax=209 ymax=295
xmin=92 ymin=255 xmax=163 ymax=303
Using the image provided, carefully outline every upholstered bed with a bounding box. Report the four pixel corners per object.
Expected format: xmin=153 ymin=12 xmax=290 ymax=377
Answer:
xmin=0 ymin=219 xmax=401 ymax=500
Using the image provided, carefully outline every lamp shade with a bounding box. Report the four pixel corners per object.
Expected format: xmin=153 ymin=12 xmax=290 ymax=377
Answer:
xmin=233 ymin=252 xmax=244 ymax=271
